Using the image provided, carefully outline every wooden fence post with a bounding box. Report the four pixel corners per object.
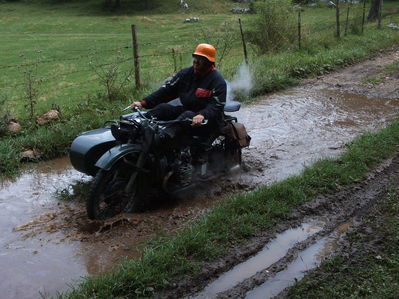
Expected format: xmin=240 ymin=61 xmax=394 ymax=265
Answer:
xmin=131 ymin=24 xmax=141 ymax=88
xmin=361 ymin=0 xmax=367 ymax=34
xmin=238 ymin=18 xmax=248 ymax=65
xmin=335 ymin=0 xmax=341 ymax=39
xmin=298 ymin=9 xmax=302 ymax=49
xmin=344 ymin=4 xmax=350 ymax=36
xmin=377 ymin=0 xmax=383 ymax=29
xmin=172 ymin=48 xmax=177 ymax=73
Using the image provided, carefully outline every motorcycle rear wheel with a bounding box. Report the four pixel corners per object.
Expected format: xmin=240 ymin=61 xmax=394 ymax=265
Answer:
xmin=87 ymin=158 xmax=141 ymax=220
xmin=225 ymin=139 xmax=242 ymax=168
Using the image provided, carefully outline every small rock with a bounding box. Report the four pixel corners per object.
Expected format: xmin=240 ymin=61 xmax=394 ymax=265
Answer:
xmin=21 ymin=149 xmax=42 ymax=160
xmin=36 ymin=109 xmax=60 ymax=125
xmin=7 ymin=120 xmax=22 ymax=132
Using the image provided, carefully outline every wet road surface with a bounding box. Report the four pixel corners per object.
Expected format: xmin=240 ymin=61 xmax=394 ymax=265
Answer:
xmin=1 ymin=86 xmax=399 ymax=298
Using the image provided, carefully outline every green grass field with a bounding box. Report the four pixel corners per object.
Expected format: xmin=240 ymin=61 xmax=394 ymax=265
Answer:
xmin=0 ymin=0 xmax=248 ymax=119
xmin=1 ymin=0 xmax=398 ymax=120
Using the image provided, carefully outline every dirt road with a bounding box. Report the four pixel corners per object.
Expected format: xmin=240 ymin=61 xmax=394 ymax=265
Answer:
xmin=0 ymin=47 xmax=398 ymax=298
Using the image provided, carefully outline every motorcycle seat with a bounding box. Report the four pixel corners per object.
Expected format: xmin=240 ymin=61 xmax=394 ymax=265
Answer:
xmin=224 ymin=101 xmax=241 ymax=112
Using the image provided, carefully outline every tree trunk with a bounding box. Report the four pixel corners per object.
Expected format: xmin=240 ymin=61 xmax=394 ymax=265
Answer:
xmin=368 ymin=0 xmax=381 ymax=21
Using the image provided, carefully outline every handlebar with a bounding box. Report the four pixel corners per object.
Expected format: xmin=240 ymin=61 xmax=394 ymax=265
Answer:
xmin=122 ymin=105 xmax=133 ymax=112
xmin=158 ymin=118 xmax=208 ymax=126
xmin=122 ymin=105 xmax=208 ymax=126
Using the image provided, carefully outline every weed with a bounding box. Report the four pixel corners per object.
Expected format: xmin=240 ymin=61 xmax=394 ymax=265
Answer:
xmin=20 ymin=59 xmax=43 ymax=127
xmin=361 ymin=75 xmax=383 ymax=84
xmin=55 ymin=181 xmax=90 ymax=201
xmin=384 ymin=60 xmax=399 ymax=75
xmin=89 ymin=51 xmax=134 ymax=102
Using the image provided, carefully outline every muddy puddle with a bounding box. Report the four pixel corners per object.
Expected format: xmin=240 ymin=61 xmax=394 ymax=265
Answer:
xmin=192 ymin=219 xmax=326 ymax=298
xmin=233 ymin=88 xmax=399 ymax=186
xmin=1 ymin=86 xmax=399 ymax=298
xmin=191 ymin=219 xmax=352 ymax=299
xmin=245 ymin=221 xmax=353 ymax=299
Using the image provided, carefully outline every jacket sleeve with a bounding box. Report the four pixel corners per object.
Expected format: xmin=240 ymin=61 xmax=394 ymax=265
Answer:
xmin=142 ymin=71 xmax=182 ymax=109
xmin=198 ymin=76 xmax=226 ymax=119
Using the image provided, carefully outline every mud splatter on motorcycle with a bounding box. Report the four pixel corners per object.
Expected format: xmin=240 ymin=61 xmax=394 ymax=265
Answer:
xmin=69 ymin=101 xmax=250 ymax=220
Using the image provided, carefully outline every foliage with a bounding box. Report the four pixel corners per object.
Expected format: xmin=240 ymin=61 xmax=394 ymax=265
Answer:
xmin=22 ymin=67 xmax=42 ymax=127
xmin=89 ymin=51 xmax=134 ymax=102
xmin=247 ymin=0 xmax=297 ymax=54
xmin=361 ymin=75 xmax=383 ymax=84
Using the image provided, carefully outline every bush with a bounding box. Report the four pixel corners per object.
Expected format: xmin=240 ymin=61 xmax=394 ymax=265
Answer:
xmin=247 ymin=0 xmax=297 ymax=54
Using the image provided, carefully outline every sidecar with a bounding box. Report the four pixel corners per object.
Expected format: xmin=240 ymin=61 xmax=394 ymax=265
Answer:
xmin=70 ymin=96 xmax=241 ymax=177
xmin=69 ymin=127 xmax=116 ymax=176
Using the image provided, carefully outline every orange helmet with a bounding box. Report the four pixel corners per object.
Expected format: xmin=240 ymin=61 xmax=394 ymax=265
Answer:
xmin=193 ymin=43 xmax=216 ymax=62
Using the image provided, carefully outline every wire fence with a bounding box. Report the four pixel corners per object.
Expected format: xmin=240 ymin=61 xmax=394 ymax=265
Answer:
xmin=1 ymin=1 xmax=397 ymax=110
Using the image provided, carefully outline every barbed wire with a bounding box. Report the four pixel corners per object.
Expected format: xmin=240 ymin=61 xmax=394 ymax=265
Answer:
xmin=0 ymin=82 xmax=26 ymax=90
xmin=1 ymin=10 xmax=394 ymax=101
xmin=0 ymin=46 xmax=132 ymax=70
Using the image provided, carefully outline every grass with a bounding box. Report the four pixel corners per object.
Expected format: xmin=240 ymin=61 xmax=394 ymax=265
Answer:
xmin=288 ymin=189 xmax=399 ymax=298
xmin=63 ymin=120 xmax=399 ymax=298
xmin=384 ymin=59 xmax=399 ymax=74
xmin=361 ymin=75 xmax=383 ymax=84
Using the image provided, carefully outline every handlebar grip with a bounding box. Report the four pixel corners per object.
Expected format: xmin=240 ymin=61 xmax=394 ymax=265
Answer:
xmin=122 ymin=105 xmax=132 ymax=112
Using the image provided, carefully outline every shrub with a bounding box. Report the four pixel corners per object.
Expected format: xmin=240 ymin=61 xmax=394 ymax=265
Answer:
xmin=247 ymin=0 xmax=297 ymax=54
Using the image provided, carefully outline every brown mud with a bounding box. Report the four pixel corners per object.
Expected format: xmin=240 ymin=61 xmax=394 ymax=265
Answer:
xmin=1 ymin=48 xmax=399 ymax=298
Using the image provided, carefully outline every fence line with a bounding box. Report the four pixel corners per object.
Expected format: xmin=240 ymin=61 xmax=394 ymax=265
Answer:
xmin=3 ymin=2 xmax=391 ymax=105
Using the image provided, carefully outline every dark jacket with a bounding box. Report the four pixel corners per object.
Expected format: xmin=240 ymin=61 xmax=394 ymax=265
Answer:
xmin=141 ymin=66 xmax=226 ymax=121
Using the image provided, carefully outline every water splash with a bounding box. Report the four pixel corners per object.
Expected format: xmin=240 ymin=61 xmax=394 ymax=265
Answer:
xmin=227 ymin=63 xmax=254 ymax=102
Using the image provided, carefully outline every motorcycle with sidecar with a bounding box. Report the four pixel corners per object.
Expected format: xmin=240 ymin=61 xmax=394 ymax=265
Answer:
xmin=69 ymin=100 xmax=250 ymax=220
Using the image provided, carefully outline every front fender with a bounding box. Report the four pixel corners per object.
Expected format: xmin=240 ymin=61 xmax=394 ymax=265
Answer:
xmin=95 ymin=144 xmax=142 ymax=171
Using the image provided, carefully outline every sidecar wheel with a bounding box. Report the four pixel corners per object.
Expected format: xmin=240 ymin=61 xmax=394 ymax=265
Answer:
xmin=86 ymin=159 xmax=141 ymax=220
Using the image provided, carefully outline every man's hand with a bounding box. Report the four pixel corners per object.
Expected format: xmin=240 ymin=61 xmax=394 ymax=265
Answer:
xmin=130 ymin=101 xmax=142 ymax=109
xmin=192 ymin=114 xmax=205 ymax=126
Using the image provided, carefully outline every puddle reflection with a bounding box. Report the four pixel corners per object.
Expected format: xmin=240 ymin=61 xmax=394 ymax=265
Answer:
xmin=245 ymin=221 xmax=353 ymax=299
xmin=193 ymin=219 xmax=325 ymax=298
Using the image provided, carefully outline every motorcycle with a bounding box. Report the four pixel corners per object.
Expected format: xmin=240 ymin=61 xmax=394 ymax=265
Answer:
xmin=69 ymin=100 xmax=250 ymax=220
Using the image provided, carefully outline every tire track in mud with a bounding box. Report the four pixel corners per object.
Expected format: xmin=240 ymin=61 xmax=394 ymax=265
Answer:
xmin=158 ymin=154 xmax=399 ymax=298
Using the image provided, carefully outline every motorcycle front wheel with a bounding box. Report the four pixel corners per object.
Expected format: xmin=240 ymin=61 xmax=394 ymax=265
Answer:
xmin=86 ymin=157 xmax=141 ymax=220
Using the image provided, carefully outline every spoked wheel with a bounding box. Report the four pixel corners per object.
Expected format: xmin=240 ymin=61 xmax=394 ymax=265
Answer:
xmin=87 ymin=157 xmax=141 ymax=220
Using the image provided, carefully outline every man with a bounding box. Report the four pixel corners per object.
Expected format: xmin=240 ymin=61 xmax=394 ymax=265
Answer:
xmin=130 ymin=43 xmax=226 ymax=140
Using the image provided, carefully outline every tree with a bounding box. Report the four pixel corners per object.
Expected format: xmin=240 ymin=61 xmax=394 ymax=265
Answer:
xmin=367 ymin=0 xmax=382 ymax=21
